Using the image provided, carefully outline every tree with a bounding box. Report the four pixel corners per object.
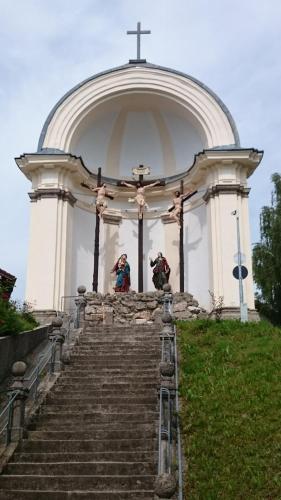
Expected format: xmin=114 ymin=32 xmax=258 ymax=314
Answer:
xmin=253 ymin=173 xmax=281 ymax=324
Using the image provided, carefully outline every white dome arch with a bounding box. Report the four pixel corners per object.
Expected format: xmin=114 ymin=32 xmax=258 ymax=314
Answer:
xmin=38 ymin=63 xmax=240 ymax=177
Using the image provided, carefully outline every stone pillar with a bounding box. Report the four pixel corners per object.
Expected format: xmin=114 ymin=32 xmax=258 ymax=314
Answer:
xmin=74 ymin=285 xmax=87 ymax=327
xmin=26 ymin=188 xmax=75 ymax=312
xmin=49 ymin=317 xmax=65 ymax=371
xmin=204 ymin=183 xmax=256 ymax=316
xmin=156 ymin=285 xmax=177 ymax=498
xmin=7 ymin=362 xmax=28 ymax=442
xmin=15 ymin=154 xmax=88 ymax=313
xmin=161 ymin=215 xmax=179 ymax=292
xmin=102 ymin=213 xmax=122 ymax=293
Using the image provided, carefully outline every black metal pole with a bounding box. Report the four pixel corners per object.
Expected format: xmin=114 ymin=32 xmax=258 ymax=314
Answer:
xmin=179 ymin=180 xmax=184 ymax=292
xmin=92 ymin=167 xmax=101 ymax=292
xmin=138 ymin=173 xmax=144 ymax=292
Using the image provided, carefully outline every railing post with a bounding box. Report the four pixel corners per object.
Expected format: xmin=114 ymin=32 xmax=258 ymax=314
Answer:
xmin=7 ymin=361 xmax=28 ymax=442
xmin=49 ymin=317 xmax=65 ymax=372
xmin=74 ymin=285 xmax=87 ymax=328
xmin=156 ymin=283 xmax=177 ymax=499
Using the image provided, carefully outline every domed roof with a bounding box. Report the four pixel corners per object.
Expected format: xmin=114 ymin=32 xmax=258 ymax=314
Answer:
xmin=37 ymin=62 xmax=240 ymax=178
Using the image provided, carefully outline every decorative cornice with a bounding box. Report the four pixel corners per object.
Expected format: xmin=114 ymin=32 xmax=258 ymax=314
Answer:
xmin=203 ymin=184 xmax=251 ymax=203
xmin=28 ymin=188 xmax=77 ymax=206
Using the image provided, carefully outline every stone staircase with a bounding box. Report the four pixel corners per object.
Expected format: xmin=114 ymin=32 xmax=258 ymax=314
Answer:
xmin=0 ymin=324 xmax=161 ymax=499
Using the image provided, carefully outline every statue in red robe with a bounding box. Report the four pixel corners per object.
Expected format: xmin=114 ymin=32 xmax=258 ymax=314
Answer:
xmin=150 ymin=253 xmax=170 ymax=290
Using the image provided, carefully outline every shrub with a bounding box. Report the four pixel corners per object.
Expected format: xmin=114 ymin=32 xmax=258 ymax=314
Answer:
xmin=0 ymin=299 xmax=38 ymax=336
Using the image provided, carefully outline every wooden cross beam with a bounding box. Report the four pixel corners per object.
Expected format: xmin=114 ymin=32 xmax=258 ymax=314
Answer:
xmin=92 ymin=167 xmax=101 ymax=292
xmin=119 ymin=165 xmax=165 ymax=292
xmin=179 ymin=182 xmax=198 ymax=292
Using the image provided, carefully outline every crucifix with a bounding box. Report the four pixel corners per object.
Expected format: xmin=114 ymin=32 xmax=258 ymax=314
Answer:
xmin=127 ymin=22 xmax=151 ymax=62
xmin=92 ymin=167 xmax=101 ymax=292
xmin=119 ymin=165 xmax=164 ymax=292
xmin=81 ymin=168 xmax=114 ymax=292
xmin=168 ymin=181 xmax=198 ymax=292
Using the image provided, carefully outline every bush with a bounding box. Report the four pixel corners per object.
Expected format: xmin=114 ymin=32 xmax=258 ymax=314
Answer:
xmin=0 ymin=299 xmax=38 ymax=336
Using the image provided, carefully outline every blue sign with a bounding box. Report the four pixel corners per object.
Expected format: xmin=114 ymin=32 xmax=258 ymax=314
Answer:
xmin=233 ymin=266 xmax=248 ymax=280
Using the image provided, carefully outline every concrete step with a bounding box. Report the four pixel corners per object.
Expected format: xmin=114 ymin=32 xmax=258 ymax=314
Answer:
xmin=29 ymin=421 xmax=156 ymax=433
xmin=0 ymin=474 xmax=155 ymax=491
xmin=0 ymin=321 xmax=161 ymax=498
xmin=28 ymin=428 xmax=156 ymax=441
xmin=74 ymin=344 xmax=159 ymax=348
xmin=18 ymin=438 xmax=157 ymax=453
xmin=60 ymin=370 xmax=158 ymax=377
xmin=58 ymin=375 xmax=159 ymax=384
xmin=0 ymin=490 xmax=155 ymax=499
xmin=67 ymin=361 xmax=159 ymax=368
xmin=62 ymin=368 xmax=158 ymax=375
xmin=69 ymin=356 xmax=160 ymax=363
xmin=73 ymin=344 xmax=160 ymax=349
xmin=83 ymin=327 xmax=159 ymax=333
xmin=46 ymin=395 xmax=156 ymax=405
xmin=12 ymin=450 xmax=157 ymax=463
xmin=43 ymin=404 xmax=157 ymax=413
xmin=54 ymin=382 xmax=157 ymax=391
xmin=81 ymin=337 xmax=159 ymax=343
xmin=4 ymin=461 xmax=156 ymax=476
xmin=36 ymin=411 xmax=158 ymax=424
xmin=51 ymin=389 xmax=157 ymax=398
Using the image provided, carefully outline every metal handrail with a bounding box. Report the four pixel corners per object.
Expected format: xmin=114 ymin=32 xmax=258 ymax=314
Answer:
xmin=25 ymin=340 xmax=56 ymax=389
xmin=158 ymin=335 xmax=174 ymax=476
xmin=26 ymin=339 xmax=56 ymax=396
xmin=175 ymin=327 xmax=183 ymax=500
xmin=157 ymin=291 xmax=183 ymax=499
xmin=0 ymin=293 xmax=82 ymax=450
xmin=0 ymin=391 xmax=19 ymax=445
xmin=0 ymin=337 xmax=57 ymax=446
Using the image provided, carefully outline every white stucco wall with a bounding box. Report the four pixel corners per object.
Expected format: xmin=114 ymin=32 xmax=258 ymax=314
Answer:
xmin=70 ymin=194 xmax=210 ymax=308
xmin=184 ymin=202 xmax=209 ymax=309
xmin=71 ymin=206 xmax=95 ymax=295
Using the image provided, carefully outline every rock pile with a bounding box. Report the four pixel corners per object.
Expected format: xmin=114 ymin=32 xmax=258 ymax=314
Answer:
xmin=84 ymin=291 xmax=208 ymax=325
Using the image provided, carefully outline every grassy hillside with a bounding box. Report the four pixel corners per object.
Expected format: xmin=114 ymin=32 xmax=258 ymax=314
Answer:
xmin=178 ymin=319 xmax=281 ymax=499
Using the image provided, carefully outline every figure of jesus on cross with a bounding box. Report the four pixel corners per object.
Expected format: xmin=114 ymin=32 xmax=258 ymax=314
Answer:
xmin=121 ymin=178 xmax=160 ymax=219
xmin=168 ymin=188 xmax=197 ymax=226
xmin=119 ymin=165 xmax=165 ymax=292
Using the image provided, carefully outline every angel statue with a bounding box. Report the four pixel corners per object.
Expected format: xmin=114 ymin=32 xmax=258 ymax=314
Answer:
xmin=121 ymin=180 xmax=160 ymax=219
xmin=81 ymin=182 xmax=115 ymax=219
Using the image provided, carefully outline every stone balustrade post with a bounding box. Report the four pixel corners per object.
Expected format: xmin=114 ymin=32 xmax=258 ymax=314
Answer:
xmin=7 ymin=361 xmax=29 ymax=442
xmin=49 ymin=317 xmax=65 ymax=372
xmin=156 ymin=284 xmax=177 ymax=499
xmin=74 ymin=285 xmax=87 ymax=328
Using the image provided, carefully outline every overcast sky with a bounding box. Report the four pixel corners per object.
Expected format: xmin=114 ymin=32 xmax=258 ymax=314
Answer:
xmin=0 ymin=0 xmax=280 ymax=300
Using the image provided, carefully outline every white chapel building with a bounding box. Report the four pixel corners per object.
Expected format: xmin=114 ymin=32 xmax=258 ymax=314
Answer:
xmin=16 ymin=57 xmax=263 ymax=317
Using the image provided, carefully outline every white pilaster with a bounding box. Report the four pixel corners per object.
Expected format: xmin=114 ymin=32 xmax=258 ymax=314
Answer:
xmin=205 ymin=179 xmax=255 ymax=312
xmin=26 ymin=191 xmax=75 ymax=311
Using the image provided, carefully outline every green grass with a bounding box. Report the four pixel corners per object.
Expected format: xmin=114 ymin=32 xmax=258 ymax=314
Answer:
xmin=177 ymin=319 xmax=281 ymax=499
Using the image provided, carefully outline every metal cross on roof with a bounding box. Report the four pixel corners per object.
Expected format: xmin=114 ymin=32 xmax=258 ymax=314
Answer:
xmin=127 ymin=22 xmax=151 ymax=61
